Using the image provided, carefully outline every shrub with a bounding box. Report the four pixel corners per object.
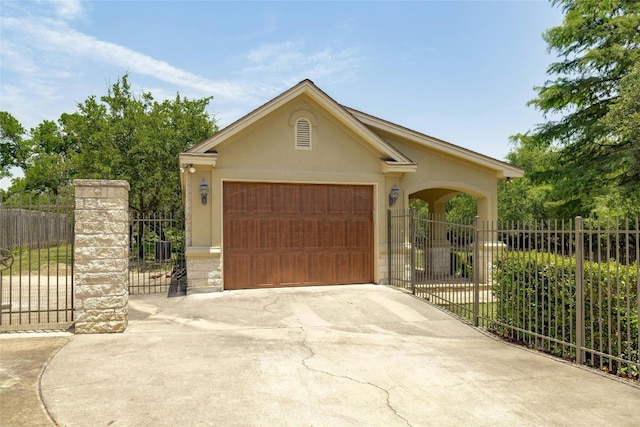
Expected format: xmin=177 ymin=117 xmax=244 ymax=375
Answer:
xmin=493 ymin=251 xmax=638 ymax=378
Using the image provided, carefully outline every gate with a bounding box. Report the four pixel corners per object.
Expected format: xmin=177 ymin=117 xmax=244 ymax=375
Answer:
xmin=0 ymin=194 xmax=74 ymax=331
xmin=129 ymin=212 xmax=186 ymax=296
xmin=387 ymin=209 xmax=482 ymax=323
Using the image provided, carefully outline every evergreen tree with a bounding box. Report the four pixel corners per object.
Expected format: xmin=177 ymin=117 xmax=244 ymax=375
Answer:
xmin=514 ymin=0 xmax=640 ymax=218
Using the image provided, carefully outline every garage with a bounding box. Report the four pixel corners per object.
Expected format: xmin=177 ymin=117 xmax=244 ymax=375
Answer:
xmin=223 ymin=182 xmax=373 ymax=289
xmin=180 ymin=80 xmax=522 ymax=293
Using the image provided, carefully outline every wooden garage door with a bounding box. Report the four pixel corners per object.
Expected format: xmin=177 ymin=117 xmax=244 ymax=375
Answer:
xmin=223 ymin=182 xmax=373 ymax=290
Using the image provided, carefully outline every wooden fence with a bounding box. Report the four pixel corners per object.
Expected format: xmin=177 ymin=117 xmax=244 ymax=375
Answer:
xmin=0 ymin=196 xmax=73 ymax=250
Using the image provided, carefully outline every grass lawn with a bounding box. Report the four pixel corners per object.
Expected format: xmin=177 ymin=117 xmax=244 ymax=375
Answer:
xmin=446 ymin=302 xmax=497 ymax=323
xmin=7 ymin=244 xmax=73 ymax=274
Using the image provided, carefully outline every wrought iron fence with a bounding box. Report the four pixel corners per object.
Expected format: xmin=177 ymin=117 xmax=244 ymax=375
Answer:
xmin=129 ymin=212 xmax=186 ymax=296
xmin=0 ymin=194 xmax=74 ymax=331
xmin=388 ymin=209 xmax=639 ymax=381
xmin=387 ymin=210 xmax=479 ymax=320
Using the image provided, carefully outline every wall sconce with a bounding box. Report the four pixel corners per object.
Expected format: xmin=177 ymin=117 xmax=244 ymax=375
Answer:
xmin=388 ymin=184 xmax=400 ymax=207
xmin=189 ymin=164 xmax=196 ymax=174
xmin=199 ymin=178 xmax=209 ymax=205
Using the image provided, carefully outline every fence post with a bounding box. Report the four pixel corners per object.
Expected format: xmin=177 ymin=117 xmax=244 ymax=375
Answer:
xmin=410 ymin=208 xmax=416 ymax=295
xmin=387 ymin=209 xmax=392 ymax=286
xmin=473 ymin=216 xmax=480 ymax=327
xmin=575 ymin=216 xmax=585 ymax=365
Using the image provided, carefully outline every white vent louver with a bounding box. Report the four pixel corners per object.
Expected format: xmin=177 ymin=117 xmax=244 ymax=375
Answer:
xmin=295 ymin=119 xmax=311 ymax=149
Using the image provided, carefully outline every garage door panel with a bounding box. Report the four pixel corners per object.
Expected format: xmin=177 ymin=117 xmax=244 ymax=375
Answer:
xmin=328 ymin=186 xmax=352 ymax=214
xmin=349 ymin=219 xmax=372 ymax=248
xmin=256 ymin=219 xmax=278 ymax=250
xmin=223 ymin=183 xmax=247 ymax=214
xmin=329 ymin=220 xmax=348 ymax=249
xmin=303 ymin=220 xmax=334 ymax=249
xmin=226 ymin=255 xmax=252 ymax=288
xmin=303 ymin=220 xmax=320 ymax=249
xmin=224 ymin=183 xmax=372 ymax=289
xmin=330 ymin=253 xmax=352 ymax=283
xmin=250 ymin=184 xmax=273 ymax=213
xmin=352 ymin=187 xmax=373 ymax=214
xmin=350 ymin=253 xmax=371 ymax=283
xmin=279 ymin=253 xmax=305 ymax=285
xmin=273 ymin=184 xmax=300 ymax=214
xmin=252 ymin=254 xmax=279 ymax=287
xmin=226 ymin=219 xmax=255 ymax=250
xmin=224 ymin=182 xmax=271 ymax=214
xmin=307 ymin=253 xmax=332 ymax=284
xmin=301 ymin=185 xmax=328 ymax=214
xmin=280 ymin=219 xmax=304 ymax=249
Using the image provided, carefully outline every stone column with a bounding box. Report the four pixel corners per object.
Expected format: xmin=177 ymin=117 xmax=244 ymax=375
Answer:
xmin=427 ymin=204 xmax=451 ymax=276
xmin=73 ymin=180 xmax=130 ymax=333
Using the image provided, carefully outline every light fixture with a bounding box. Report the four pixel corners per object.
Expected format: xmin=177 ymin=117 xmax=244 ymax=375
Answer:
xmin=388 ymin=184 xmax=400 ymax=207
xmin=199 ymin=178 xmax=209 ymax=205
xmin=189 ymin=164 xmax=196 ymax=174
xmin=179 ymin=167 xmax=185 ymax=174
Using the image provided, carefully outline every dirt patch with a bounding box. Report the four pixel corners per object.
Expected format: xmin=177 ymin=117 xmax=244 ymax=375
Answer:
xmin=37 ymin=263 xmax=71 ymax=276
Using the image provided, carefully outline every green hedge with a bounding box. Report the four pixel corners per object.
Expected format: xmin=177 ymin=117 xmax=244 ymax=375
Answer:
xmin=493 ymin=251 xmax=638 ymax=378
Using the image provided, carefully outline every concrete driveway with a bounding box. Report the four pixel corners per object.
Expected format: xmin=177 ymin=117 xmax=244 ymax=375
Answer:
xmin=41 ymin=284 xmax=639 ymax=426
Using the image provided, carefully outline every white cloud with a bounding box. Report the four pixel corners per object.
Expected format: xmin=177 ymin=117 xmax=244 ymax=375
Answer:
xmin=0 ymin=7 xmax=362 ymax=131
xmin=50 ymin=0 xmax=86 ymax=20
xmin=247 ymin=41 xmax=301 ymax=63
xmin=244 ymin=41 xmax=361 ymax=84
xmin=0 ymin=39 xmax=39 ymax=74
xmin=1 ymin=16 xmax=253 ymax=103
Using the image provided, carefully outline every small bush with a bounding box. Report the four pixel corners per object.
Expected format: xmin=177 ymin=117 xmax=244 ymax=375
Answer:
xmin=493 ymin=251 xmax=638 ymax=378
xmin=451 ymin=251 xmax=472 ymax=279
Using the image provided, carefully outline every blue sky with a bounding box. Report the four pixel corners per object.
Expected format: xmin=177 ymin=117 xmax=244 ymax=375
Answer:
xmin=1 ymin=0 xmax=563 ymax=188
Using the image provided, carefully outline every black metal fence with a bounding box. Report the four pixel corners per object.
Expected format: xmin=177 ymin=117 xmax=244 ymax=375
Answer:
xmin=388 ymin=209 xmax=639 ymax=381
xmin=129 ymin=212 xmax=186 ymax=296
xmin=0 ymin=195 xmax=74 ymax=331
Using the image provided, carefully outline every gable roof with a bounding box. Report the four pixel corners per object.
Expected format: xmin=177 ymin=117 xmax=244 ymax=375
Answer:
xmin=185 ymin=79 xmax=523 ymax=179
xmin=187 ymin=79 xmax=414 ymax=168
xmin=346 ymin=107 xmax=524 ymax=179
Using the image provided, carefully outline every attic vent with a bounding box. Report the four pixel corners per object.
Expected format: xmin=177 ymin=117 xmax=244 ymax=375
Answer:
xmin=295 ymin=118 xmax=312 ymax=150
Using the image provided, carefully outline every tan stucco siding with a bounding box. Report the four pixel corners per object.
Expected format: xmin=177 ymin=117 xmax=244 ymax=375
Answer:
xmin=187 ymin=168 xmax=213 ymax=247
xmin=386 ymin=136 xmax=500 ymax=222
xmin=187 ymin=97 xmax=394 ymax=284
xmin=181 ymin=80 xmax=518 ymax=291
xmin=214 ymin=98 xmax=383 ymax=174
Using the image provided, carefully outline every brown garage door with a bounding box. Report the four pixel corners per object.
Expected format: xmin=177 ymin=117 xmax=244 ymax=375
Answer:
xmin=223 ymin=182 xmax=373 ymax=290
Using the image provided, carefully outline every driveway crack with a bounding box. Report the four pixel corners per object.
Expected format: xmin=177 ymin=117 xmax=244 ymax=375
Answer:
xmin=299 ymin=327 xmax=412 ymax=427
xmin=262 ymin=296 xmax=279 ymax=312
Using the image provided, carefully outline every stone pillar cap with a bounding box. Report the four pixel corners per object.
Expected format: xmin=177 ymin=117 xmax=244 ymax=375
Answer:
xmin=73 ymin=179 xmax=130 ymax=190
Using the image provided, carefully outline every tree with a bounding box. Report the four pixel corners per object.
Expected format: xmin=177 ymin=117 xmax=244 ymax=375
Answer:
xmin=0 ymin=111 xmax=29 ymax=178
xmin=602 ymin=62 xmax=640 ymax=200
xmin=10 ymin=74 xmax=217 ymax=214
xmin=514 ymin=0 xmax=640 ymax=218
xmin=445 ymin=194 xmax=477 ymax=224
xmin=498 ymin=140 xmax=566 ymax=222
xmin=9 ymin=119 xmax=78 ymax=196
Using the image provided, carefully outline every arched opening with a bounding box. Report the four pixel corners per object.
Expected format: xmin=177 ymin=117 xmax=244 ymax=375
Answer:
xmin=408 ymin=186 xmax=487 ymax=220
xmin=405 ymin=185 xmax=489 ymax=283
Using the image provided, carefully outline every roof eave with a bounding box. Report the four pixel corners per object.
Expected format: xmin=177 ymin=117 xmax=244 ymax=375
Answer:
xmin=187 ymin=80 xmax=413 ymax=164
xmin=382 ymin=161 xmax=417 ymax=174
xmin=179 ymin=152 xmax=218 ymax=167
xmin=347 ymin=107 xmax=524 ymax=179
